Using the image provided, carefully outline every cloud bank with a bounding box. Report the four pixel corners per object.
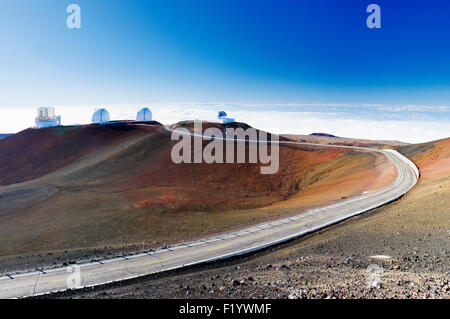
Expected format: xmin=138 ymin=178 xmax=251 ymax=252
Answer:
xmin=1 ymin=104 xmax=449 ymax=144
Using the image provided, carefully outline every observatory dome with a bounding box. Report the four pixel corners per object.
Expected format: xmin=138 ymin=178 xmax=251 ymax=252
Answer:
xmin=218 ymin=111 xmax=227 ymax=119
xmin=217 ymin=110 xmax=235 ymax=124
xmin=136 ymin=107 xmax=152 ymax=121
xmin=92 ymin=108 xmax=110 ymax=124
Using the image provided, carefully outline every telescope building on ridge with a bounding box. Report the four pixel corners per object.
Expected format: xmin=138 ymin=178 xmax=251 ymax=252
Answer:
xmin=35 ymin=107 xmax=61 ymax=128
xmin=218 ymin=111 xmax=235 ymax=124
xmin=136 ymin=107 xmax=152 ymax=121
xmin=92 ymin=108 xmax=111 ymax=124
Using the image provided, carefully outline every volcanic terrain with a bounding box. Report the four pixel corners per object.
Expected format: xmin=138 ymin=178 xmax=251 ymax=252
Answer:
xmin=67 ymin=137 xmax=449 ymax=299
xmin=0 ymin=122 xmax=396 ymax=272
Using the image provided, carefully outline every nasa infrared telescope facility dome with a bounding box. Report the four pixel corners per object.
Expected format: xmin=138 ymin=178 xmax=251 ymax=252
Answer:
xmin=92 ymin=108 xmax=111 ymax=124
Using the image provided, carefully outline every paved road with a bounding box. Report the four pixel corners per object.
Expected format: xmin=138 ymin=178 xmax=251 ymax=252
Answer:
xmin=0 ymin=137 xmax=418 ymax=298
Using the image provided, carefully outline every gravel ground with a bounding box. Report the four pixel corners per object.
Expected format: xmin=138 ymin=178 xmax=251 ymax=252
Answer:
xmin=53 ymin=222 xmax=449 ymax=299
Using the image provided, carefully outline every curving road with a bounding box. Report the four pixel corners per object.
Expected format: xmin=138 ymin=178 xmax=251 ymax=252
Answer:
xmin=0 ymin=133 xmax=419 ymax=298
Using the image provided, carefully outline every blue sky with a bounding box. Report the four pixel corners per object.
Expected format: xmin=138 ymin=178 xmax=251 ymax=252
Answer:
xmin=0 ymin=0 xmax=449 ymax=141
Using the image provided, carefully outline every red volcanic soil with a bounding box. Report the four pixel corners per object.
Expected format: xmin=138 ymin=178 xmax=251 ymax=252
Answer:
xmin=397 ymin=138 xmax=450 ymax=180
xmin=55 ymin=122 xmax=352 ymax=210
xmin=0 ymin=121 xmax=397 ymax=271
xmin=0 ymin=124 xmax=155 ymax=185
xmin=283 ymin=134 xmax=407 ymax=148
xmin=127 ymin=142 xmax=349 ymax=210
xmin=0 ymin=120 xmax=395 ymax=219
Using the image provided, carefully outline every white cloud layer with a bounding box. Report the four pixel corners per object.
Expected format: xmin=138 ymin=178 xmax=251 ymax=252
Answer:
xmin=1 ymin=104 xmax=449 ymax=144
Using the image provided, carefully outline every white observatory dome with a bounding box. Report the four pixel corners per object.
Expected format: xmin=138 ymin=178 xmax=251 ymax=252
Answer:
xmin=217 ymin=110 xmax=235 ymax=124
xmin=218 ymin=111 xmax=227 ymax=119
xmin=92 ymin=108 xmax=110 ymax=124
xmin=136 ymin=107 xmax=152 ymax=121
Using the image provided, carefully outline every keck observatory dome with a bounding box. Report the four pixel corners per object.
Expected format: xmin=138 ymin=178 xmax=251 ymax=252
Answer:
xmin=136 ymin=107 xmax=152 ymax=121
xmin=92 ymin=108 xmax=110 ymax=124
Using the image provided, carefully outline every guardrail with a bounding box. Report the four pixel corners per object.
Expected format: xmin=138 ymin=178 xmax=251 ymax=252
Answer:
xmin=383 ymin=149 xmax=420 ymax=180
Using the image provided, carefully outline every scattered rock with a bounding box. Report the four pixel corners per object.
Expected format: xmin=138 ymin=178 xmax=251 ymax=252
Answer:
xmin=277 ymin=264 xmax=291 ymax=271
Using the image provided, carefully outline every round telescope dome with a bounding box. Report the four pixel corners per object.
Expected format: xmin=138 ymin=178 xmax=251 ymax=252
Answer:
xmin=92 ymin=108 xmax=110 ymax=124
xmin=136 ymin=107 xmax=152 ymax=121
xmin=218 ymin=111 xmax=227 ymax=119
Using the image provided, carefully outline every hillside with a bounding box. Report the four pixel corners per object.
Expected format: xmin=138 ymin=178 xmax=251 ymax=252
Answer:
xmin=397 ymin=137 xmax=450 ymax=180
xmin=282 ymin=133 xmax=407 ymax=148
xmin=0 ymin=125 xmax=151 ymax=185
xmin=0 ymin=122 xmax=396 ymax=271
